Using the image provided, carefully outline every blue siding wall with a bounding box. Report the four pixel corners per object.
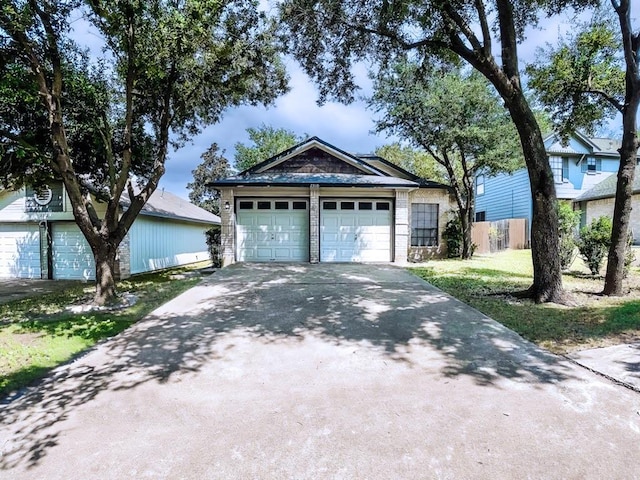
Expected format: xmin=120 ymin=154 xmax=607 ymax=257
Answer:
xmin=475 ymin=170 xmax=531 ymax=222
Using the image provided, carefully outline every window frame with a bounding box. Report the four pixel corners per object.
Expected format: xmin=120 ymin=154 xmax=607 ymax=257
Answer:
xmin=410 ymin=203 xmax=439 ymax=247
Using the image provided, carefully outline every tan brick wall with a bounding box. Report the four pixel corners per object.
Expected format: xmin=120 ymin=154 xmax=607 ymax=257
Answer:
xmin=406 ymin=188 xmax=453 ymax=261
xmin=584 ymin=194 xmax=640 ymax=243
xmin=220 ymin=188 xmax=235 ymax=266
xmin=309 ymin=185 xmax=320 ymax=263
xmin=394 ymin=190 xmax=409 ymax=265
xmin=117 ymin=232 xmax=131 ymax=279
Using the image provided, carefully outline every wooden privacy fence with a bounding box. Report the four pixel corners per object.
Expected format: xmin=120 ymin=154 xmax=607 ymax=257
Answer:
xmin=471 ymin=218 xmax=528 ymax=254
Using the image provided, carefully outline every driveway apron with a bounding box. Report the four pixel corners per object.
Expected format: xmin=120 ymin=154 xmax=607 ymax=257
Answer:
xmin=1 ymin=263 xmax=639 ymax=479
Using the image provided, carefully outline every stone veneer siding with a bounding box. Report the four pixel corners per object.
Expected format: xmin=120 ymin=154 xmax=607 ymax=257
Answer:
xmin=583 ymin=194 xmax=640 ymax=243
xmin=220 ymin=188 xmax=235 ymax=267
xmin=116 ymin=232 xmax=131 ymax=279
xmin=309 ymin=185 xmax=320 ymax=263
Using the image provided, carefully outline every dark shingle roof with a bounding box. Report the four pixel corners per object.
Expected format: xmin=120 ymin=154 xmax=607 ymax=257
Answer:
xmin=210 ymin=172 xmax=420 ymax=188
xmin=575 ymin=166 xmax=640 ymax=202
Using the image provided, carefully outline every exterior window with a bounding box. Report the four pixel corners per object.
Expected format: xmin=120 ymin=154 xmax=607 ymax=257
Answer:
xmin=275 ymin=201 xmax=289 ymax=210
xmin=411 ymin=203 xmax=439 ymax=247
xmin=341 ymin=201 xmax=355 ymax=210
xmin=582 ymin=157 xmax=602 ymax=173
xmin=550 ymin=156 xmax=562 ymax=183
xmin=292 ymin=201 xmax=307 ymax=210
xmin=239 ymin=201 xmax=253 ymax=210
xmin=476 ymin=175 xmax=485 ymax=196
xmin=475 ymin=211 xmax=486 ymax=222
xmin=257 ymin=201 xmax=271 ymax=210
xmin=359 ymin=202 xmax=372 ymax=210
xmin=549 ymin=156 xmax=569 ymax=183
xmin=376 ymin=202 xmax=390 ymax=210
xmin=323 ymin=201 xmax=337 ymax=210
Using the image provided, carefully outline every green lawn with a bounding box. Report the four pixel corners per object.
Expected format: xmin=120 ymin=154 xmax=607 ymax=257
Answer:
xmin=0 ymin=264 xmax=206 ymax=398
xmin=410 ymin=249 xmax=640 ymax=354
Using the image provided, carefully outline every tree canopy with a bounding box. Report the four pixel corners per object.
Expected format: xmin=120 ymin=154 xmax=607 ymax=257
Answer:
xmin=187 ymin=143 xmax=232 ymax=215
xmin=0 ymin=0 xmax=288 ymax=304
xmin=234 ymin=124 xmax=303 ymax=171
xmin=279 ymin=0 xmax=598 ymax=302
xmin=370 ymin=63 xmax=522 ymax=258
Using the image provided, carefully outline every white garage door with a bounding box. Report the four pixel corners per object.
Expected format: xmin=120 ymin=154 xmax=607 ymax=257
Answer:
xmin=321 ymin=199 xmax=392 ymax=262
xmin=52 ymin=222 xmax=95 ymax=280
xmin=0 ymin=224 xmax=41 ymax=279
xmin=236 ymin=199 xmax=309 ymax=262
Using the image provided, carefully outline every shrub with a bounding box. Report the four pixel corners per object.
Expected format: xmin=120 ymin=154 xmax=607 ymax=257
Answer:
xmin=577 ymin=216 xmax=612 ymax=275
xmin=624 ymin=232 xmax=636 ymax=279
xmin=557 ymin=202 xmax=581 ymax=270
xmin=205 ymin=228 xmax=222 ymax=268
xmin=443 ymin=213 xmax=463 ymax=258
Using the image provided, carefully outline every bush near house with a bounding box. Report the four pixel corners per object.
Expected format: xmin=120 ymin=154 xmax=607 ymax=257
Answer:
xmin=577 ymin=216 xmax=612 ymax=275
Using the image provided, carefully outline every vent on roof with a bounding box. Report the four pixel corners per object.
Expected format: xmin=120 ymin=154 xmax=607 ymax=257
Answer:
xmin=33 ymin=186 xmax=53 ymax=206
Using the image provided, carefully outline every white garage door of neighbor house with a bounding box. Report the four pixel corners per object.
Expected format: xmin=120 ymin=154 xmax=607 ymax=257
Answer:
xmin=236 ymin=199 xmax=309 ymax=262
xmin=0 ymin=223 xmax=41 ymax=279
xmin=321 ymin=199 xmax=392 ymax=262
xmin=52 ymin=222 xmax=95 ymax=280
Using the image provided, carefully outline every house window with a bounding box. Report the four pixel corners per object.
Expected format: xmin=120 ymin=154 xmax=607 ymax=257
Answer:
xmin=257 ymin=201 xmax=271 ymax=210
xmin=292 ymin=201 xmax=307 ymax=210
xmin=411 ymin=203 xmax=439 ymax=247
xmin=475 ymin=211 xmax=486 ymax=222
xmin=359 ymin=202 xmax=372 ymax=210
xmin=341 ymin=201 xmax=355 ymax=210
xmin=476 ymin=175 xmax=485 ymax=196
xmin=323 ymin=201 xmax=337 ymax=210
xmin=549 ymin=156 xmax=569 ymax=183
xmin=376 ymin=202 xmax=390 ymax=210
xmin=239 ymin=201 xmax=253 ymax=210
xmin=582 ymin=157 xmax=602 ymax=173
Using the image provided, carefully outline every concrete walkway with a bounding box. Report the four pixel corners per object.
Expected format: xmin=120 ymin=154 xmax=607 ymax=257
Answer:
xmin=1 ymin=264 xmax=639 ymax=479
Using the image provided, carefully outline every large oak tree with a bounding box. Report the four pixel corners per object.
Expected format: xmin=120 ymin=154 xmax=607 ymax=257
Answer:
xmin=370 ymin=64 xmax=523 ymax=259
xmin=527 ymin=0 xmax=639 ymax=295
xmin=280 ymin=0 xmax=597 ymax=303
xmin=0 ymin=0 xmax=288 ymax=304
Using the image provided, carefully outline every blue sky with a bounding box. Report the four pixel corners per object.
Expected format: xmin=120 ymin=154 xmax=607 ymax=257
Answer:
xmin=69 ymin=6 xmax=630 ymax=201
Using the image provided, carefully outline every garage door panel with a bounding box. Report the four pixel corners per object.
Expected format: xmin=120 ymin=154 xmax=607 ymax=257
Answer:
xmin=52 ymin=223 xmax=95 ymax=280
xmin=237 ymin=199 xmax=309 ymax=262
xmin=321 ymin=199 xmax=392 ymax=263
xmin=0 ymin=224 xmax=41 ymax=279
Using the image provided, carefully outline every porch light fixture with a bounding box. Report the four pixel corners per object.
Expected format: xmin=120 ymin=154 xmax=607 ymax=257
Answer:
xmin=224 ymin=201 xmax=230 ymax=211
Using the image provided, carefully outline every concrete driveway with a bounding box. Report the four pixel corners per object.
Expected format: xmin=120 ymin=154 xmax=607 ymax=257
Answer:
xmin=1 ymin=264 xmax=639 ymax=479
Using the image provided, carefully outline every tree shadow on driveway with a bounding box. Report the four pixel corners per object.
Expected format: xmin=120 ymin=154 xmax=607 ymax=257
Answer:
xmin=0 ymin=263 xmax=576 ymax=471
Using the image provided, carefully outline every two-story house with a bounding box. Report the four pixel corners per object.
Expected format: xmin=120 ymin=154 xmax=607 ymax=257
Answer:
xmin=474 ymin=132 xmax=622 ymax=238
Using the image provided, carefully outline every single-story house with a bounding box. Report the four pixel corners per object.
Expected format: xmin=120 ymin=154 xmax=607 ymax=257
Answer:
xmin=0 ymin=182 xmax=220 ymax=280
xmin=574 ymin=165 xmax=640 ymax=244
xmin=210 ymin=137 xmax=454 ymax=266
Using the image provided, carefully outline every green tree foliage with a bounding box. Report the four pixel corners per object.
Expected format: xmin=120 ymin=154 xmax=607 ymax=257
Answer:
xmin=234 ymin=124 xmax=303 ymax=171
xmin=557 ymin=201 xmax=581 ymax=270
xmin=279 ymin=0 xmax=599 ymax=302
xmin=370 ymin=64 xmax=522 ymax=259
xmin=0 ymin=0 xmax=287 ymax=304
xmin=187 ymin=143 xmax=232 ymax=215
xmin=577 ymin=216 xmax=613 ymax=275
xmin=527 ymin=1 xmax=639 ymax=295
xmin=374 ymin=144 xmax=445 ymax=183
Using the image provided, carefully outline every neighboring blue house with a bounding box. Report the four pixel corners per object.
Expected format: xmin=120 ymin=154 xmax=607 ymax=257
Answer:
xmin=474 ymin=132 xmax=622 ymax=236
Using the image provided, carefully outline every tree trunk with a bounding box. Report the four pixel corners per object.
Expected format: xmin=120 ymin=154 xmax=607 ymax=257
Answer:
xmin=603 ymin=138 xmax=638 ymax=295
xmin=506 ymin=95 xmax=564 ymax=303
xmin=93 ymin=242 xmax=119 ymax=306
xmin=460 ymin=206 xmax=474 ymax=259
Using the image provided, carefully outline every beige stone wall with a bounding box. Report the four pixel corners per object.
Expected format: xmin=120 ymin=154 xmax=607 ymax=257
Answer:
xmin=406 ymin=188 xmax=453 ymax=262
xmin=220 ymin=188 xmax=235 ymax=267
xmin=583 ymin=194 xmax=640 ymax=243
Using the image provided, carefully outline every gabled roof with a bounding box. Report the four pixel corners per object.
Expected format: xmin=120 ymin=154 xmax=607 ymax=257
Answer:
xmin=122 ymin=189 xmax=220 ymax=225
xmin=211 ymin=136 xmax=450 ymax=190
xmin=245 ymin=137 xmax=386 ymax=176
xmin=543 ymin=131 xmax=627 ymax=158
xmin=575 ymin=166 xmax=640 ymax=202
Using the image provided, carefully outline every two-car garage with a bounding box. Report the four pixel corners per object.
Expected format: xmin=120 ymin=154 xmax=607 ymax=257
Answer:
xmin=234 ymin=197 xmax=393 ymax=263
